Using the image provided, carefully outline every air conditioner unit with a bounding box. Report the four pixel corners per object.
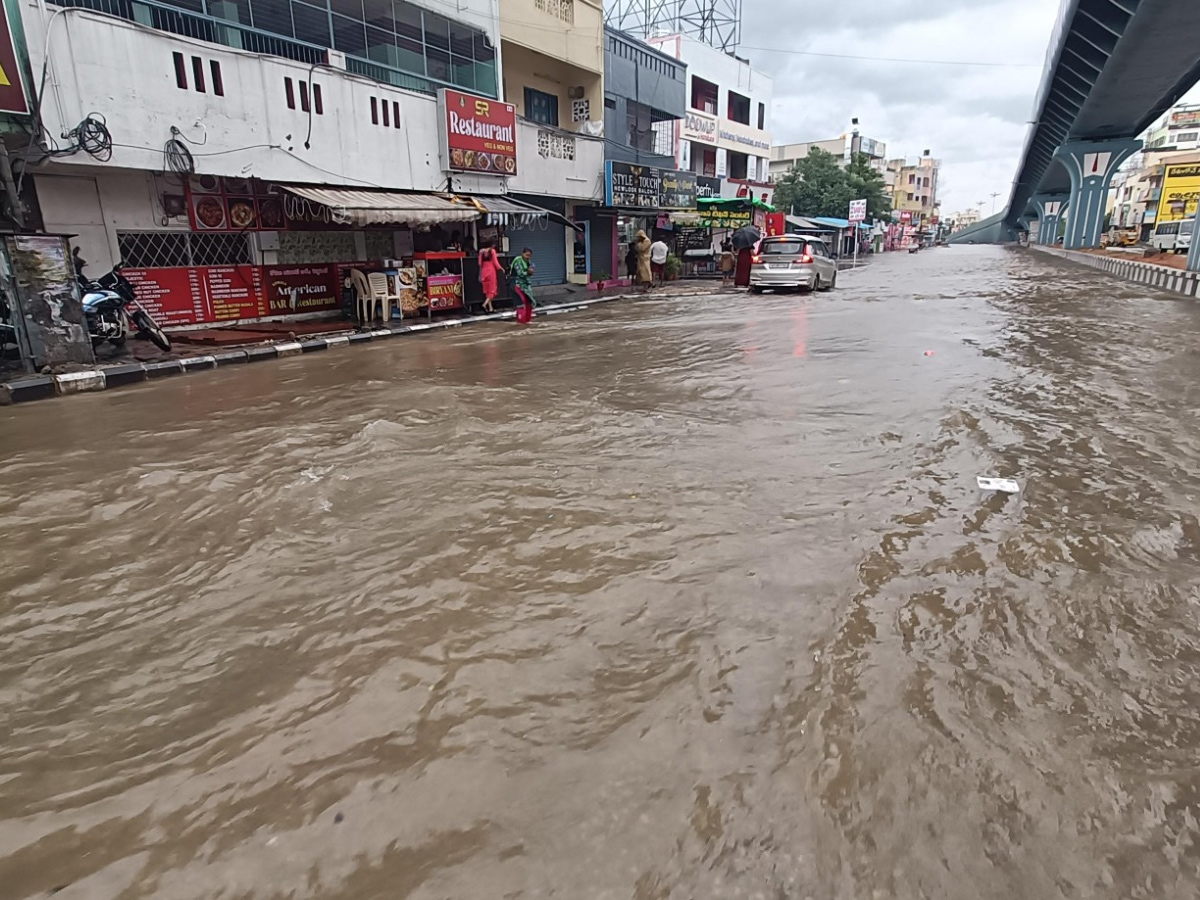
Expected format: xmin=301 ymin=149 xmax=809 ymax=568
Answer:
xmin=568 ymin=85 xmax=585 ymax=100
xmin=325 ymin=49 xmax=346 ymax=70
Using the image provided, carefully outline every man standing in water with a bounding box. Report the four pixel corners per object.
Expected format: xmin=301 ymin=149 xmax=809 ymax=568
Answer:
xmin=509 ymin=247 xmax=536 ymax=321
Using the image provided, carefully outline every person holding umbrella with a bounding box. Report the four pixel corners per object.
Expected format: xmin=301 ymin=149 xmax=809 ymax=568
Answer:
xmin=729 ymin=224 xmax=761 ymax=288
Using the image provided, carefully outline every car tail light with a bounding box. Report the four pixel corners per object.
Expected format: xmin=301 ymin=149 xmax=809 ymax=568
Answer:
xmin=796 ymin=254 xmax=813 ymax=264
xmin=751 ymin=253 xmax=762 ymax=264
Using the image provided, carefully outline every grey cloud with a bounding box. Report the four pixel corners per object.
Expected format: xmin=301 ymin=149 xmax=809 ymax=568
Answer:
xmin=736 ymin=0 xmax=1058 ymax=211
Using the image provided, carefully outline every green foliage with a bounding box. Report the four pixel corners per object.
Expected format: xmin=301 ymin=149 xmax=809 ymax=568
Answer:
xmin=664 ymin=253 xmax=682 ymax=278
xmin=772 ymin=148 xmax=892 ymax=221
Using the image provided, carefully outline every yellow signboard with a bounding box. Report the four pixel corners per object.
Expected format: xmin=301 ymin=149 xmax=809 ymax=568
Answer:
xmin=1157 ymin=164 xmax=1200 ymax=223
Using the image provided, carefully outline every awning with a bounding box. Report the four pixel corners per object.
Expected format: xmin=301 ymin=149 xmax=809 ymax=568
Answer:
xmin=280 ymin=186 xmax=478 ymax=227
xmin=812 ymin=216 xmax=851 ymax=229
xmin=668 ymin=211 xmax=704 ymax=226
xmin=460 ymin=195 xmax=582 ymax=231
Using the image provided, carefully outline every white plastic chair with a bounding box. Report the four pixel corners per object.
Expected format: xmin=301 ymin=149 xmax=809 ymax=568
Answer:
xmin=367 ymin=271 xmax=401 ymax=322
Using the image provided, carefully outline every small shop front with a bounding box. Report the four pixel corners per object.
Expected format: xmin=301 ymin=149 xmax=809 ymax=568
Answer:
xmin=603 ymin=161 xmax=697 ymax=281
xmin=114 ymin=176 xmax=572 ymax=328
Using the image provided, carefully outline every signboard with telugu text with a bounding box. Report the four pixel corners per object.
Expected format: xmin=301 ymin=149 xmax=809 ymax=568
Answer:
xmin=1157 ymin=164 xmax=1200 ymax=223
xmin=438 ymin=88 xmax=517 ymax=176
xmin=848 ymin=199 xmax=867 ymax=223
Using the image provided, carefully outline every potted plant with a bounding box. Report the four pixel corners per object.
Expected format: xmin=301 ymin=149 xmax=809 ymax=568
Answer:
xmin=664 ymin=254 xmax=682 ymax=281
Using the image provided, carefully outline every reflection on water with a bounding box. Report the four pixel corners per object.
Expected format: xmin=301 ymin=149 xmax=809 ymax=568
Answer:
xmin=4 ymin=247 xmax=1200 ymax=899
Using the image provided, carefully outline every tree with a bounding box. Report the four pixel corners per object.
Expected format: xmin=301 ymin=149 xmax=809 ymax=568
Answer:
xmin=845 ymin=152 xmax=892 ymax=220
xmin=771 ymin=148 xmax=892 ymax=221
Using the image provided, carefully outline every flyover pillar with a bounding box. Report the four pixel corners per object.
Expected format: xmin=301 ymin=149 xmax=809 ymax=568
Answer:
xmin=1055 ymin=139 xmax=1141 ymax=249
xmin=1031 ymin=194 xmax=1069 ymax=245
xmin=1189 ymin=221 xmax=1200 ymax=273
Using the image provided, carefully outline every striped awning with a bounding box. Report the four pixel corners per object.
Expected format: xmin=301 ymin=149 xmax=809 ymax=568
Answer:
xmin=280 ymin=186 xmax=479 ymax=226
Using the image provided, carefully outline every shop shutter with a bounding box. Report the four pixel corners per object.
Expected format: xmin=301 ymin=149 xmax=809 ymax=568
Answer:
xmin=587 ymin=214 xmax=615 ymax=280
xmin=506 ymin=196 xmax=566 ymax=286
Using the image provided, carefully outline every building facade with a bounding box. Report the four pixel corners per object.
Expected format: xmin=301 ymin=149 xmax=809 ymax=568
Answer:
xmin=888 ymin=155 xmax=940 ymax=230
xmin=1145 ymin=104 xmax=1200 ymax=153
xmin=769 ymin=131 xmax=888 ymax=182
xmin=11 ymin=0 xmax=606 ymax=327
xmin=645 ymin=33 xmax=772 ymax=204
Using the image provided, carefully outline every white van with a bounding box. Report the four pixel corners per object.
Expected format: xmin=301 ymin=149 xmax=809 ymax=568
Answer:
xmin=1151 ymin=217 xmax=1195 ymax=253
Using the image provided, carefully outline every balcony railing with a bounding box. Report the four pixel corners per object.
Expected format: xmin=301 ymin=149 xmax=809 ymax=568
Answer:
xmin=46 ymin=0 xmax=478 ymax=97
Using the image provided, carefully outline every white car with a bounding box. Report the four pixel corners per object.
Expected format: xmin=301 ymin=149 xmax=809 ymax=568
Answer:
xmin=749 ymin=236 xmax=838 ymax=293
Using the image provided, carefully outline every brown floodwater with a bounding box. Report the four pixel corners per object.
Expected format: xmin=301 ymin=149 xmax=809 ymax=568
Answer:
xmin=4 ymin=246 xmax=1200 ymax=899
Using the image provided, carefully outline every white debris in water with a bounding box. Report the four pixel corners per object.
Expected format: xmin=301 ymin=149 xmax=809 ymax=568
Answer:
xmin=976 ymin=476 xmax=1020 ymax=494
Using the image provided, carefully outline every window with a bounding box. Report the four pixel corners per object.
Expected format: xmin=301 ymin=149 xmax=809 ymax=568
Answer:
xmin=524 ymin=87 xmax=559 ymax=126
xmin=728 ymin=150 xmax=748 ymax=180
xmin=285 ymin=77 xmax=295 ymax=108
xmin=691 ymin=75 xmax=718 ymax=114
xmin=757 ymin=101 xmax=765 ymax=130
xmin=51 ymin=0 xmax=502 ymax=98
xmin=1177 ymin=132 xmax=1198 ymax=142
xmin=907 ymin=192 xmax=914 ymax=201
xmin=908 ymin=174 xmax=915 ymax=184
xmin=117 ymin=231 xmax=252 ymax=268
xmin=210 ymin=60 xmax=224 ymax=96
xmin=191 ymin=56 xmax=206 ymax=92
xmin=727 ymin=91 xmax=751 ymax=126
xmin=761 ymin=239 xmax=805 ymax=255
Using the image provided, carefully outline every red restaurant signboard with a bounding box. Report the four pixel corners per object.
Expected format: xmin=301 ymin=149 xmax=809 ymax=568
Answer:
xmin=0 ymin=3 xmax=28 ymax=115
xmin=124 ymin=264 xmax=344 ymax=326
xmin=438 ymin=88 xmax=517 ymax=177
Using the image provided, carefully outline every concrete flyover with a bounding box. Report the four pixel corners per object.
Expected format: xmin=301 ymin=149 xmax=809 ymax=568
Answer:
xmin=957 ymin=0 xmax=1200 ymax=261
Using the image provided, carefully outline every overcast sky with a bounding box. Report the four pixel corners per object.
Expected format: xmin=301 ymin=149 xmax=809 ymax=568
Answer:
xmin=740 ymin=0 xmax=1061 ymax=215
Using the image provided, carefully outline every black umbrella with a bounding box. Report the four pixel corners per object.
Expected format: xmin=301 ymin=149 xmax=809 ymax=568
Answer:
xmin=730 ymin=225 xmax=761 ymax=250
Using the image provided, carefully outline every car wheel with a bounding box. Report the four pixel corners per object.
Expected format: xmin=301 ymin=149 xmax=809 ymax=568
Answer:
xmin=829 ymin=272 xmax=837 ymax=290
xmin=749 ymin=285 xmax=762 ymax=294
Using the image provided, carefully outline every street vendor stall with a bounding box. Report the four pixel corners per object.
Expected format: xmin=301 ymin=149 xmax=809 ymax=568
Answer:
xmin=698 ymin=196 xmax=775 ymax=286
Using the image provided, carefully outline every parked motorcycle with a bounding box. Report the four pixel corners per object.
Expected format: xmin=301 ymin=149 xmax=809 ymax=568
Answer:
xmin=80 ymin=266 xmax=171 ymax=353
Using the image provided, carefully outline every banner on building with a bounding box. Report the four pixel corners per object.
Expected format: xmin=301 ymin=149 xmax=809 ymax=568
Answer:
xmin=438 ymin=88 xmax=517 ymax=176
xmin=124 ymin=263 xmax=343 ymax=326
xmin=682 ymin=111 xmax=718 ymax=146
xmin=605 ymin=162 xmax=696 ymax=210
xmin=1157 ymin=164 xmax=1200 ymax=223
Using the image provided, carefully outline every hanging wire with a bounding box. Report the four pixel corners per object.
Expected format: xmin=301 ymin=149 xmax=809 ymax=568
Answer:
xmin=163 ymin=129 xmax=195 ymax=178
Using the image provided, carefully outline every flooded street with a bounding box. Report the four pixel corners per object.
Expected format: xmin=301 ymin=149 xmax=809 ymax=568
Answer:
xmin=6 ymin=245 xmax=1200 ymax=899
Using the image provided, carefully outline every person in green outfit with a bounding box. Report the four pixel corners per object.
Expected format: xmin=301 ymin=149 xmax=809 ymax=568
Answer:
xmin=509 ymin=247 xmax=536 ymax=321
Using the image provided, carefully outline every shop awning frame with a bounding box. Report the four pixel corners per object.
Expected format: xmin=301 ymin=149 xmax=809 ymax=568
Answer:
xmin=459 ymin=195 xmax=583 ymax=231
xmin=280 ymin=186 xmax=478 ymax=227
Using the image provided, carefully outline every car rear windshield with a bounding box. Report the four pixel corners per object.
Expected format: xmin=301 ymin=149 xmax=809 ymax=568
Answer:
xmin=762 ymin=240 xmax=805 ymax=255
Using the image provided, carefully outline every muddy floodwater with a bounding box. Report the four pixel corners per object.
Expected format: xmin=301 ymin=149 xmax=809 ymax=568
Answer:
xmin=4 ymin=246 xmax=1200 ymax=899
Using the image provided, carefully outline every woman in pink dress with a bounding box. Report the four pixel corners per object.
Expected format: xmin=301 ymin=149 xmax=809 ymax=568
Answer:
xmin=478 ymin=242 xmax=504 ymax=313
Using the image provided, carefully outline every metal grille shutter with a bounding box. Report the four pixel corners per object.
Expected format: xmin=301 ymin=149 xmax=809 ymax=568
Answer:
xmin=588 ymin=215 xmax=615 ymax=280
xmin=506 ymin=196 xmax=566 ymax=286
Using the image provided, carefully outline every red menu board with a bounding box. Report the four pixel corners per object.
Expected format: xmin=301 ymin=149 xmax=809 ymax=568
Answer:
xmin=123 ymin=267 xmax=208 ymax=326
xmin=204 ymin=266 xmax=264 ymax=320
xmin=262 ymin=264 xmax=341 ymax=315
xmin=122 ymin=263 xmax=344 ymax=326
xmin=426 ymin=274 xmax=464 ymax=311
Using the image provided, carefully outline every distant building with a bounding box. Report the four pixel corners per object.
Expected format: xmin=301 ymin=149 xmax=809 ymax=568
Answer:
xmin=952 ymin=209 xmax=981 ymax=232
xmin=888 ymin=155 xmax=940 ymax=229
xmin=1145 ymin=104 xmax=1200 ymax=152
xmin=769 ymin=130 xmax=888 ymax=182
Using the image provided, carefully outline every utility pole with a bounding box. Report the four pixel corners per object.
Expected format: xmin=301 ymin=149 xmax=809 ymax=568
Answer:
xmin=991 ymin=192 xmax=1001 ymax=215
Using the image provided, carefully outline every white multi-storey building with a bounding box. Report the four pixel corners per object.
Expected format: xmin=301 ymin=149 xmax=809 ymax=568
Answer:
xmin=645 ymin=33 xmax=773 ymax=203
